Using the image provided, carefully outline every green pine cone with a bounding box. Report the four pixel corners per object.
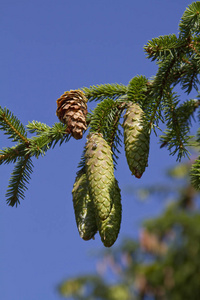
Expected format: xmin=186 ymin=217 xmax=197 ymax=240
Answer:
xmin=72 ymin=172 xmax=98 ymax=241
xmin=97 ymin=179 xmax=122 ymax=247
xmin=123 ymin=103 xmax=150 ymax=178
xmin=85 ymin=132 xmax=115 ymax=220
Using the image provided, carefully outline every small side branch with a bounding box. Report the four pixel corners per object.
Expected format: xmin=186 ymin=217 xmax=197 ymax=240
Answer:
xmin=0 ymin=106 xmax=29 ymax=144
xmin=6 ymin=155 xmax=33 ymax=207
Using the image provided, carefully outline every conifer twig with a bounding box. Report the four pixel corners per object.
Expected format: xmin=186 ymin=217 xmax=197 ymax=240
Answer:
xmin=0 ymin=106 xmax=29 ymax=144
xmin=6 ymin=154 xmax=33 ymax=207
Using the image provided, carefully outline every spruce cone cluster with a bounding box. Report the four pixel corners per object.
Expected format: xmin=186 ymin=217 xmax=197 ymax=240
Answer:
xmin=65 ymin=96 xmax=151 ymax=246
xmin=72 ymin=133 xmax=122 ymax=247
xmin=56 ymin=90 xmax=88 ymax=140
xmin=71 ymin=103 xmax=151 ymax=246
xmin=123 ymin=103 xmax=150 ymax=178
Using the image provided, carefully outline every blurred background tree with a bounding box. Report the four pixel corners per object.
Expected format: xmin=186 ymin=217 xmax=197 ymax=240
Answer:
xmin=58 ymin=156 xmax=200 ymax=300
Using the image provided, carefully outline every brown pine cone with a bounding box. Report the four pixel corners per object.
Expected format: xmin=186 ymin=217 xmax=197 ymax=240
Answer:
xmin=56 ymin=90 xmax=88 ymax=140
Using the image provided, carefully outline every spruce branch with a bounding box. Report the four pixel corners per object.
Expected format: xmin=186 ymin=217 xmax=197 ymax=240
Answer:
xmin=160 ymin=98 xmax=199 ymax=160
xmin=26 ymin=122 xmax=70 ymax=157
xmin=144 ymin=4 xmax=200 ymax=95
xmin=0 ymin=144 xmax=26 ymax=165
xmin=140 ymin=81 xmax=164 ymax=132
xmin=180 ymin=60 xmax=200 ymax=94
xmin=154 ymin=56 xmax=178 ymax=94
xmin=0 ymin=121 xmax=71 ymax=205
xmin=82 ymin=83 xmax=127 ymax=102
xmin=26 ymin=121 xmax=51 ymax=134
xmin=0 ymin=121 xmax=70 ymax=164
xmin=143 ymin=30 xmax=198 ymax=128
xmin=6 ymin=155 xmax=33 ymax=207
xmin=160 ymin=92 xmax=189 ymax=160
xmin=26 ymin=135 xmax=51 ymax=158
xmin=47 ymin=122 xmax=71 ymax=148
xmin=0 ymin=106 xmax=28 ymax=143
xmin=142 ymin=57 xmax=179 ymax=132
xmin=179 ymin=1 xmax=200 ymax=38
xmin=144 ymin=34 xmax=187 ymax=61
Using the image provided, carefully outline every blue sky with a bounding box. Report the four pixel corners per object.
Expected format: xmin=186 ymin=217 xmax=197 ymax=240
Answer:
xmin=0 ymin=1 xmax=195 ymax=299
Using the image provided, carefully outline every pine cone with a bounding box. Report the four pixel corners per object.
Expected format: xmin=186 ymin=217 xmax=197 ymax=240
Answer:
xmin=72 ymin=171 xmax=97 ymax=240
xmin=97 ymin=179 xmax=122 ymax=247
xmin=85 ymin=132 xmax=115 ymax=220
xmin=56 ymin=90 xmax=88 ymax=140
xmin=123 ymin=103 xmax=150 ymax=178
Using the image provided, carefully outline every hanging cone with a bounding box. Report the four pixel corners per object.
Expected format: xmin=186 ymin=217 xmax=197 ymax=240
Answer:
xmin=56 ymin=90 xmax=88 ymax=140
xmin=97 ymin=179 xmax=122 ymax=247
xmin=123 ymin=103 xmax=150 ymax=178
xmin=72 ymin=171 xmax=97 ymax=241
xmin=85 ymin=132 xmax=115 ymax=220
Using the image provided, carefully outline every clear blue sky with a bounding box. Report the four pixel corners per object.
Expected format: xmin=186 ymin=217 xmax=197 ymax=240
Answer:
xmin=0 ymin=1 xmax=194 ymax=299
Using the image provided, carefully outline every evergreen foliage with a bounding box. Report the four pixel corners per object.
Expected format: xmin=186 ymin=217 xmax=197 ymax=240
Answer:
xmin=0 ymin=116 xmax=71 ymax=206
xmin=0 ymin=106 xmax=28 ymax=143
xmin=1 ymin=2 xmax=200 ymax=245
xmin=6 ymin=156 xmax=33 ymax=207
xmin=82 ymin=83 xmax=127 ymax=102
